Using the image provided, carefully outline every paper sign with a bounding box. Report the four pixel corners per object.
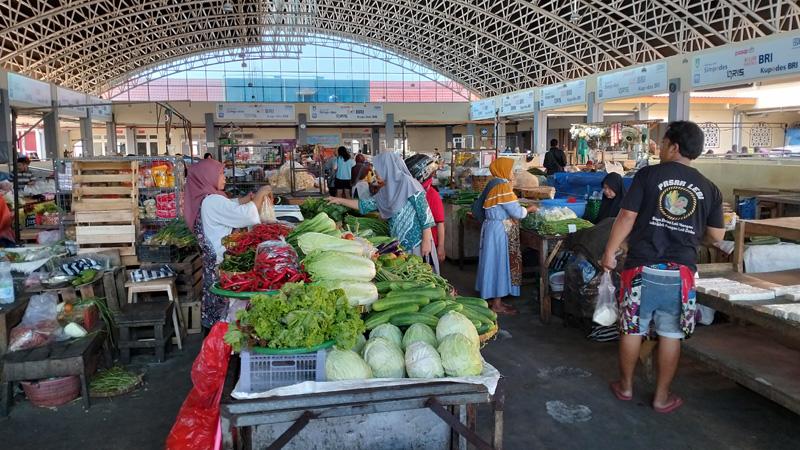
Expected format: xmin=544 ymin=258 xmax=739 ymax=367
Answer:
xmin=568 ymin=224 xmax=577 ymax=233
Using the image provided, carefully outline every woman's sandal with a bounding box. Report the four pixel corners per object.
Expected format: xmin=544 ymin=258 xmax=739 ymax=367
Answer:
xmin=609 ymin=381 xmax=633 ymax=401
xmin=653 ymin=394 xmax=684 ymax=414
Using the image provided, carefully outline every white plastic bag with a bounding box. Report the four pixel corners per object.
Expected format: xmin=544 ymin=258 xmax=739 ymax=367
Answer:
xmin=260 ymin=195 xmax=276 ymax=223
xmin=592 ymin=272 xmax=618 ymax=326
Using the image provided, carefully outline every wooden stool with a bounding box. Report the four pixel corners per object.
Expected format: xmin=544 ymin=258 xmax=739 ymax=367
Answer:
xmin=115 ymin=302 xmax=175 ymax=364
xmin=124 ymin=277 xmax=184 ymax=350
xmin=1 ymin=325 xmax=111 ymax=416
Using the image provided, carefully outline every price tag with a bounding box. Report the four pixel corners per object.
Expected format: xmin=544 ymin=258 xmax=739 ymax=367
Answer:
xmin=568 ymin=224 xmax=577 ymax=233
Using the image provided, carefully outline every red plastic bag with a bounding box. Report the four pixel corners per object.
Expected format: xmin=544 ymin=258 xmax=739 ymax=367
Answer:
xmin=166 ymin=323 xmax=232 ymax=450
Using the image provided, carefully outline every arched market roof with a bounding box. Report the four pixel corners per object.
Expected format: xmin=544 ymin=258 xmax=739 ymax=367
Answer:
xmin=2 ymin=0 xmax=800 ymax=97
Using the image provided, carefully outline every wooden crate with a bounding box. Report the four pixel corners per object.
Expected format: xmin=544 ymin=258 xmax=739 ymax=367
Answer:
xmin=180 ymin=301 xmax=202 ymax=334
xmin=71 ymin=160 xmax=138 ymax=213
xmin=138 ymin=253 xmax=203 ymax=303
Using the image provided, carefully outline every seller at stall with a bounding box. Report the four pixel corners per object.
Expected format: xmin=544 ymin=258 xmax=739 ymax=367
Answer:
xmin=593 ymin=172 xmax=626 ymax=223
xmin=184 ymin=158 xmax=272 ymax=332
xmin=15 ymin=156 xmax=36 ymax=186
xmin=405 ymin=154 xmax=446 ymax=263
xmin=328 ymin=152 xmax=436 ymax=262
xmin=351 ymin=164 xmax=373 ymax=200
xmin=474 ymin=158 xmax=538 ymax=315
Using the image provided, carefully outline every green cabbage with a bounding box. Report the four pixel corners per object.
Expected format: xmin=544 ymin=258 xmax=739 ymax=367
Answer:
xmin=317 ymin=280 xmax=378 ymax=306
xmin=369 ymin=323 xmax=403 ymax=348
xmin=402 ymin=323 xmax=437 ymax=350
xmin=436 ymin=311 xmax=479 ymax=349
xmin=350 ymin=334 xmax=367 ymax=354
xmin=362 ymin=337 xmax=405 ymax=378
xmin=325 ymin=348 xmax=373 ymax=381
xmin=304 ymin=250 xmax=376 ymax=282
xmin=404 ymin=341 xmax=444 ymax=379
xmin=438 ymin=334 xmax=483 ymax=377
xmin=298 ymin=232 xmax=369 ymax=256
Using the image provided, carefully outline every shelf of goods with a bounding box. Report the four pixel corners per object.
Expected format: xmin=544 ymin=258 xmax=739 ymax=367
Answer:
xmin=71 ymin=160 xmax=139 ymax=265
xmin=136 ymin=156 xmax=187 ymax=253
xmin=686 ymin=217 xmax=800 ymax=415
xmin=221 ymin=144 xmax=284 ymax=197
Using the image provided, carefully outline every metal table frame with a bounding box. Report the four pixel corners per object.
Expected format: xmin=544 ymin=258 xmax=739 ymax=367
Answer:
xmin=220 ymin=365 xmax=505 ymax=450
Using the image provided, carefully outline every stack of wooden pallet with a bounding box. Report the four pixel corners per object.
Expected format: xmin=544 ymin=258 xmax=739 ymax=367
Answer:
xmin=72 ymin=160 xmax=139 ymax=266
xmin=139 ymin=253 xmax=203 ymax=334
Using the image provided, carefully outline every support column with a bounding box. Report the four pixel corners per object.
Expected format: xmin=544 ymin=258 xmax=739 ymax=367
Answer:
xmin=204 ymin=112 xmax=216 ymax=158
xmin=668 ymin=78 xmax=690 ymax=122
xmin=105 ymin=121 xmax=117 ymax=156
xmin=532 ymin=103 xmax=548 ymax=154
xmin=587 ymin=92 xmax=604 ymax=123
xmin=296 ymin=113 xmax=307 ymax=146
xmin=385 ymin=113 xmax=395 ymax=151
xmin=635 ymin=103 xmax=650 ymax=121
xmin=495 ymin=121 xmax=506 ymax=152
xmin=371 ymin=126 xmax=380 ymax=155
xmin=444 ymin=125 xmax=454 ymax=151
xmin=465 ymin=123 xmax=476 ymax=149
xmin=125 ymin=127 xmax=136 ymax=156
xmin=0 ymin=89 xmax=11 ymax=164
xmin=43 ymin=101 xmax=60 ymax=160
xmin=80 ymin=109 xmax=93 ymax=157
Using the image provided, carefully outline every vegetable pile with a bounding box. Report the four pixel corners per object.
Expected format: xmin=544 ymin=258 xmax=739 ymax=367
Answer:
xmin=375 ymin=253 xmax=450 ymax=292
xmin=220 ymin=241 xmax=309 ymax=292
xmin=286 ymin=212 xmax=338 ymax=248
xmin=224 ymin=283 xmax=365 ymax=352
xmin=344 ymin=215 xmax=390 ymax=237
xmin=145 ymin=219 xmax=196 ymax=247
xmin=223 ymin=223 xmax=292 ymax=255
xmin=300 ymin=197 xmax=351 ymax=223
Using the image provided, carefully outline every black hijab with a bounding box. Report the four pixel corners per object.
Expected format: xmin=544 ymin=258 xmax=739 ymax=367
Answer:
xmin=594 ymin=173 xmax=625 ymax=223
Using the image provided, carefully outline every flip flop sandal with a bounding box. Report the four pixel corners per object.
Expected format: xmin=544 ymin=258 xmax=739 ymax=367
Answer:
xmin=653 ymin=394 xmax=684 ymax=414
xmin=609 ymin=381 xmax=633 ymax=401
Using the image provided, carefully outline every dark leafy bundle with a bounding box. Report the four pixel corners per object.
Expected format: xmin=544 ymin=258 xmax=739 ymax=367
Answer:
xmin=535 ymin=218 xmax=594 ymax=235
xmin=219 ymin=248 xmax=255 ymax=272
xmin=300 ymin=197 xmax=351 ymax=223
xmin=146 ymin=219 xmax=196 ymax=247
xmin=224 ymin=283 xmax=365 ymax=352
xmin=344 ymin=215 xmax=390 ymax=237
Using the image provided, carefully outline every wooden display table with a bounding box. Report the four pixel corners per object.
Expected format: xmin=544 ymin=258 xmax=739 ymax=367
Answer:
xmin=733 ymin=217 xmax=800 ymax=272
xmin=519 ymin=229 xmax=565 ymax=324
xmin=756 ymin=194 xmax=800 ymax=218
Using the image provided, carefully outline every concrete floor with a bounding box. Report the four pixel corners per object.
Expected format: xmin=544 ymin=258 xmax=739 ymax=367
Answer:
xmin=2 ymin=261 xmax=799 ymax=449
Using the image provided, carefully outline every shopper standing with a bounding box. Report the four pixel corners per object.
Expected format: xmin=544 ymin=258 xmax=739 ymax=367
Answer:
xmin=405 ymin=154 xmax=446 ymax=264
xmin=543 ymin=139 xmax=566 ymax=175
xmin=474 ymin=158 xmax=538 ymax=315
xmin=184 ymin=158 xmax=271 ymax=332
xmin=329 ymin=152 xmax=435 ymax=259
xmin=333 ymin=146 xmax=356 ymax=198
xmin=602 ymin=121 xmax=724 ymax=413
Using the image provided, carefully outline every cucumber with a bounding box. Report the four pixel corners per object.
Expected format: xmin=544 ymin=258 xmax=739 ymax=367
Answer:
xmin=420 ymin=301 xmax=448 ymax=316
xmin=455 ymin=296 xmax=490 ymax=309
xmin=470 ymin=319 xmax=482 ymax=329
xmin=389 ymin=313 xmax=439 ymax=328
xmin=462 ymin=304 xmax=498 ymax=322
xmin=387 ymin=287 xmax=446 ymax=300
xmin=371 ymin=295 xmax=430 ymax=312
xmin=476 ymin=322 xmax=494 ymax=334
xmin=365 ymin=304 xmax=420 ymax=329
xmin=375 ymin=281 xmax=394 ymax=294
xmin=435 ymin=303 xmax=464 ymax=317
xmin=389 ymin=281 xmax=434 ymax=291
xmin=459 ymin=306 xmax=490 ymax=324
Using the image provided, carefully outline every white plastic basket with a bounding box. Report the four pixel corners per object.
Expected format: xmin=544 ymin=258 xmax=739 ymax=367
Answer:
xmin=238 ymin=348 xmax=327 ymax=393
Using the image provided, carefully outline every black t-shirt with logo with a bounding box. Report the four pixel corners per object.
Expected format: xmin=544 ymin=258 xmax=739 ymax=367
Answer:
xmin=620 ymin=162 xmax=724 ymax=271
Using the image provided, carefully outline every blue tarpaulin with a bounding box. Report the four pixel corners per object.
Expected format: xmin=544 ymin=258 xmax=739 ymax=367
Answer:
xmin=549 ymin=172 xmax=635 ymax=198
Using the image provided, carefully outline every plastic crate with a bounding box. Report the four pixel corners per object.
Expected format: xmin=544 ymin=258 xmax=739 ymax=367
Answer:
xmin=238 ymin=348 xmax=328 ymax=393
xmin=137 ymin=244 xmax=192 ymax=263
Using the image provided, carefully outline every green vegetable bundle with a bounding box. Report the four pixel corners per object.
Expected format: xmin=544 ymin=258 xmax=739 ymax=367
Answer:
xmin=224 ymin=282 xmax=365 ymax=352
xmin=300 ymin=197 xmax=351 ymax=223
xmin=286 ymin=212 xmax=338 ymax=247
xmin=304 ymin=250 xmax=376 ymax=282
xmin=375 ymin=254 xmax=451 ymax=292
xmin=535 ymin=218 xmax=594 ymax=235
xmin=146 ymin=219 xmax=196 ymax=247
xmin=344 ymin=215 xmax=390 ymax=237
xmin=451 ymin=190 xmax=480 ymax=206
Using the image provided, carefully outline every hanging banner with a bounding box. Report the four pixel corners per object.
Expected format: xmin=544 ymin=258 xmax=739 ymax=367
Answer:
xmin=57 ymin=87 xmax=88 ymax=118
xmin=88 ymin=95 xmax=112 ymax=121
xmin=307 ymin=134 xmax=342 ymax=147
xmin=215 ymin=103 xmax=296 ymax=122
xmin=470 ymin=98 xmax=497 ymax=120
xmin=692 ymin=35 xmax=800 ymax=88
xmin=499 ymin=90 xmax=535 ymax=116
xmin=308 ymin=104 xmax=384 ymax=122
xmin=7 ymin=73 xmax=52 ymax=107
xmin=540 ymin=79 xmax=587 ymax=110
xmin=597 ymin=62 xmax=668 ymax=101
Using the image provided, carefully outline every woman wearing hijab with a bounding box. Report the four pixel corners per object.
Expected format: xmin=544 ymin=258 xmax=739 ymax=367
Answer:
xmin=594 ymin=172 xmax=625 ymax=223
xmin=184 ymin=158 xmax=272 ymax=331
xmin=475 ymin=158 xmax=538 ymax=315
xmin=329 ymin=152 xmax=436 ymax=261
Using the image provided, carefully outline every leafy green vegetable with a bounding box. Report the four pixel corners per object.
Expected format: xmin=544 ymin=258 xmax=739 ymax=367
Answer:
xmin=405 ymin=341 xmax=444 ymax=379
xmin=344 ymin=215 xmax=390 ymax=237
xmin=298 ymin=232 xmax=368 ymax=256
xmin=436 ymin=311 xmax=479 ymax=349
xmin=145 ymin=219 xmax=196 ymax=247
xmin=224 ymin=283 xmax=364 ymax=352
xmin=304 ymin=250 xmax=376 ymax=282
xmin=315 ymin=280 xmax=378 ymax=306
xmin=369 ymin=323 xmax=403 ymax=348
xmin=438 ymin=333 xmax=483 ymax=377
xmin=402 ymin=323 xmax=438 ymax=350
xmin=363 ymin=337 xmax=405 ymax=378
xmin=287 ymin=212 xmax=338 ymax=247
xmin=325 ymin=348 xmax=373 ymax=380
xmin=300 ymin=198 xmax=351 ymax=223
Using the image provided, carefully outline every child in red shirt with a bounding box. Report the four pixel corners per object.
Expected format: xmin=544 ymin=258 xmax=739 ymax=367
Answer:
xmin=405 ymin=154 xmax=445 ymax=262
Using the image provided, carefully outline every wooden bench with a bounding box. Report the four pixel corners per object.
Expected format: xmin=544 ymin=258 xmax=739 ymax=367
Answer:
xmin=1 ymin=324 xmax=111 ymax=416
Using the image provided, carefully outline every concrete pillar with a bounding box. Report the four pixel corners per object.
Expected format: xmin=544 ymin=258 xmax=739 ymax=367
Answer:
xmin=105 ymin=121 xmax=117 ymax=156
xmin=125 ymin=127 xmax=136 ymax=156
xmin=444 ymin=125 xmax=454 ymax=151
xmin=465 ymin=123 xmax=476 ymax=149
xmin=79 ymin=113 xmax=93 ymax=157
xmin=587 ymin=92 xmax=604 ymax=123
xmin=668 ymin=78 xmax=690 ymax=122
xmin=495 ymin=121 xmax=506 ymax=152
xmin=371 ymin=127 xmax=380 ymax=155
xmin=0 ymin=89 xmax=11 ymax=164
xmin=204 ymin=113 xmax=216 ymax=157
xmin=532 ymin=105 xmax=548 ymax=154
xmin=636 ymin=103 xmax=650 ymax=121
xmin=43 ymin=101 xmax=60 ymax=160
xmin=385 ymin=113 xmax=395 ymax=151
xmin=296 ymin=113 xmax=308 ymax=146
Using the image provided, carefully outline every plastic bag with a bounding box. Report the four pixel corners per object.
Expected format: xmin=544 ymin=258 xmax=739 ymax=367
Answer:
xmin=8 ymin=292 xmax=65 ymax=352
xmin=259 ymin=195 xmax=276 ymax=223
xmin=592 ymin=272 xmax=618 ymax=326
xmin=166 ymin=323 xmax=232 ymax=450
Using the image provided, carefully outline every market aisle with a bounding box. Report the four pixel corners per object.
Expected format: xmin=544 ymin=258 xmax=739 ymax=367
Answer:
xmin=441 ymin=262 xmax=800 ymax=450
xmin=0 ymin=335 xmax=201 ymax=450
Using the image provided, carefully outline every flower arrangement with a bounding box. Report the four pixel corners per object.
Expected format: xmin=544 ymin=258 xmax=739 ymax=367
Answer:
xmin=569 ymin=125 xmax=607 ymax=140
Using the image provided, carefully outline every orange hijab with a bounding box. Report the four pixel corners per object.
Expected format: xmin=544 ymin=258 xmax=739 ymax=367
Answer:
xmin=483 ymin=158 xmax=519 ymax=208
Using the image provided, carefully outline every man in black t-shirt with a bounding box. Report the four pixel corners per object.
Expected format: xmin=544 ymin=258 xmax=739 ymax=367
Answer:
xmin=543 ymin=139 xmax=566 ymax=175
xmin=602 ymin=121 xmax=724 ymax=414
